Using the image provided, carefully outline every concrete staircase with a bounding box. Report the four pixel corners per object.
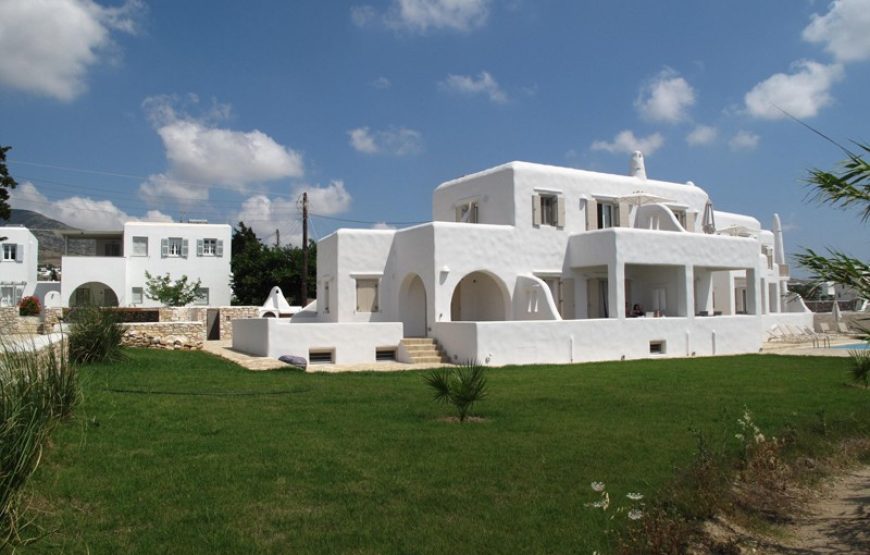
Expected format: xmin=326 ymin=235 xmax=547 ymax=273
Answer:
xmin=399 ymin=337 xmax=449 ymax=364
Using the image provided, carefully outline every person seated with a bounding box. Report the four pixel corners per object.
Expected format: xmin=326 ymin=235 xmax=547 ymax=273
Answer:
xmin=631 ymin=304 xmax=644 ymax=317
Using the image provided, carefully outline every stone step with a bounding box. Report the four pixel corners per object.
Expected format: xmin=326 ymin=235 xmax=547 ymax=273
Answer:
xmin=400 ymin=338 xmax=437 ymax=346
xmin=400 ymin=337 xmax=449 ymax=364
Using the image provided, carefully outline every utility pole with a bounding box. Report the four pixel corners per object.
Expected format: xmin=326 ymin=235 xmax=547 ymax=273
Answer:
xmin=275 ymin=228 xmax=280 ymax=248
xmin=301 ymin=192 xmax=309 ymax=306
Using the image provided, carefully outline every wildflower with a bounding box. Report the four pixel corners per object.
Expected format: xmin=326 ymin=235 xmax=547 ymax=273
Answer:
xmin=628 ymin=509 xmax=643 ymax=520
xmin=626 ymin=492 xmax=643 ymax=501
xmin=590 ymin=481 xmax=605 ymax=492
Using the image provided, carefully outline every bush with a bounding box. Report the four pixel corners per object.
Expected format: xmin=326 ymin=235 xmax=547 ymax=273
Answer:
xmin=17 ymin=296 xmax=40 ymax=317
xmin=850 ymin=348 xmax=870 ymax=387
xmin=1 ymin=338 xmax=79 ymax=546
xmin=424 ymin=361 xmax=488 ymax=422
xmin=67 ymin=307 xmax=124 ymax=364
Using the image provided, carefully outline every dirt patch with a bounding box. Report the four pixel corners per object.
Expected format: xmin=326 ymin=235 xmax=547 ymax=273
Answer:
xmin=695 ymin=464 xmax=870 ymax=554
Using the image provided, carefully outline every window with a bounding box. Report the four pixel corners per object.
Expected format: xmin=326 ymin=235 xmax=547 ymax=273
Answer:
xmin=194 ymin=287 xmax=209 ymax=306
xmin=0 ymin=284 xmax=23 ymax=307
xmin=132 ymin=237 xmax=148 ymax=257
xmin=532 ymin=193 xmax=565 ymax=227
xmin=355 ymin=279 xmax=379 ymax=312
xmin=131 ymin=287 xmax=143 ymax=305
xmin=672 ymin=209 xmax=687 ymax=229
xmin=309 ymin=349 xmax=334 ymax=364
xmin=161 ymin=237 xmax=188 ymax=258
xmin=196 ymin=238 xmax=223 ymax=257
xmin=597 ymin=202 xmax=619 ymax=229
xmin=103 ymin=242 xmax=121 ymax=256
xmin=2 ymin=244 xmax=18 ymax=261
xmin=455 ymin=200 xmax=479 ymax=223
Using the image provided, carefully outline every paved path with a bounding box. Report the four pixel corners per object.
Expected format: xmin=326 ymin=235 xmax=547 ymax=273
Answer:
xmin=201 ymin=340 xmax=454 ymax=372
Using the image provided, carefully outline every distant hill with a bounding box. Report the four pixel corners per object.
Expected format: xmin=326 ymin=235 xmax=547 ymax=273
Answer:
xmin=1 ymin=209 xmax=79 ymax=266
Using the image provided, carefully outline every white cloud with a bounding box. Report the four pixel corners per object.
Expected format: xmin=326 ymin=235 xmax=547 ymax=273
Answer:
xmin=235 ymin=181 xmax=352 ymax=244
xmin=0 ymin=0 xmax=143 ymax=101
xmin=590 ymin=130 xmax=665 ymax=156
xmin=635 ymin=69 xmax=696 ymax=123
xmin=10 ymin=181 xmax=171 ymax=229
xmin=354 ymin=0 xmax=490 ymax=32
xmin=390 ymin=0 xmax=490 ymax=32
xmin=744 ymin=60 xmax=844 ymax=119
xmin=370 ymin=76 xmax=392 ymax=89
xmin=729 ymin=130 xmax=760 ymax=151
xmin=440 ymin=71 xmax=507 ymax=103
xmin=686 ymin=125 xmax=718 ymax=147
xmin=139 ymin=95 xmax=304 ymax=205
xmin=351 ymin=5 xmax=378 ymax=27
xmin=371 ymin=222 xmax=396 ymax=230
xmin=803 ymin=0 xmax=870 ymax=63
xmin=348 ymin=127 xmax=423 ymax=155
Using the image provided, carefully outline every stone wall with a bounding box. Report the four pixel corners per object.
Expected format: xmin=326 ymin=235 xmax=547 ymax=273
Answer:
xmin=121 ymin=322 xmax=204 ymax=350
xmin=43 ymin=307 xmax=63 ymax=332
xmin=0 ymin=307 xmax=41 ymax=335
xmin=156 ymin=306 xmax=259 ymax=341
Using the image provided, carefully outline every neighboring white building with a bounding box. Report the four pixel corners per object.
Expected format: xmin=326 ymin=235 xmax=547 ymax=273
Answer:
xmin=61 ymin=222 xmax=232 ymax=307
xmin=0 ymin=226 xmax=38 ymax=306
xmin=233 ymin=154 xmax=812 ymax=366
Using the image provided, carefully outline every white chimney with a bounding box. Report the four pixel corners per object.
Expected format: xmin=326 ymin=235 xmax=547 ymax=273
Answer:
xmin=629 ymin=150 xmax=647 ymax=179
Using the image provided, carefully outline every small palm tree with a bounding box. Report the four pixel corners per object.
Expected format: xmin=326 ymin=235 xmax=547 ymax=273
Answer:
xmin=424 ymin=361 xmax=488 ymax=422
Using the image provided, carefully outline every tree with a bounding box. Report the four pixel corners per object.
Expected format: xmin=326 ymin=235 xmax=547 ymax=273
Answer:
xmin=229 ymin=222 xmax=316 ymax=305
xmin=0 ymin=145 xmax=17 ymax=222
xmin=794 ymin=142 xmax=869 ymax=302
xmin=144 ymin=271 xmax=203 ymax=307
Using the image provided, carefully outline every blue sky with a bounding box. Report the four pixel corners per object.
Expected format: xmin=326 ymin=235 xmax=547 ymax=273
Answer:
xmin=1 ymin=0 xmax=868 ymax=272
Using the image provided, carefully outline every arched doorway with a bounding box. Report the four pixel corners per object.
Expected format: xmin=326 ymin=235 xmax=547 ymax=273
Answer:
xmin=399 ymin=273 xmax=427 ymax=337
xmin=450 ymin=271 xmax=510 ymax=321
xmin=70 ymin=282 xmax=119 ymax=307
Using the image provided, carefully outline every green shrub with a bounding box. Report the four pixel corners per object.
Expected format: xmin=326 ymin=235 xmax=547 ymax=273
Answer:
xmin=1 ymin=338 xmax=79 ymax=546
xmin=849 ymin=348 xmax=870 ymax=387
xmin=17 ymin=296 xmax=40 ymax=317
xmin=67 ymin=307 xmax=124 ymax=365
xmin=424 ymin=361 xmax=488 ymax=422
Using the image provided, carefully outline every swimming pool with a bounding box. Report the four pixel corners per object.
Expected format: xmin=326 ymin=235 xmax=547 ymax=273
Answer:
xmin=831 ymin=342 xmax=870 ymax=351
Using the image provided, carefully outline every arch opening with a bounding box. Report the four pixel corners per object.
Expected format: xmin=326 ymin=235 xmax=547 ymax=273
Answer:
xmin=399 ymin=273 xmax=427 ymax=337
xmin=450 ymin=271 xmax=510 ymax=322
xmin=70 ymin=282 xmax=119 ymax=307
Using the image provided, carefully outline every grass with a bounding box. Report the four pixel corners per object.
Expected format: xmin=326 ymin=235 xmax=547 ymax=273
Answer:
xmin=18 ymin=350 xmax=870 ymax=554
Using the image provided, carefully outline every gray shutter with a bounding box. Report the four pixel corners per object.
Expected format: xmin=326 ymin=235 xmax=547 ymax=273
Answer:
xmin=618 ymin=201 xmax=629 ymax=228
xmin=215 ymin=240 xmax=224 ymax=257
xmin=15 ymin=244 xmax=23 ymax=262
xmin=161 ymin=238 xmax=169 ymax=257
xmin=532 ymin=194 xmax=541 ymax=226
xmin=556 ymin=196 xmax=566 ymax=228
xmin=471 ymin=202 xmax=479 ymax=223
xmin=586 ymin=198 xmax=597 ymax=230
xmin=181 ymin=239 xmax=189 ymax=258
xmin=196 ymin=239 xmax=203 ymax=256
xmin=455 ymin=205 xmax=462 ymax=222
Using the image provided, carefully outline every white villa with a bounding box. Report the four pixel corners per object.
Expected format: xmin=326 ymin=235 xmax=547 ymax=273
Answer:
xmin=235 ymin=153 xmax=812 ymax=367
xmin=0 ymin=225 xmax=38 ymax=307
xmin=61 ymin=221 xmax=232 ymax=308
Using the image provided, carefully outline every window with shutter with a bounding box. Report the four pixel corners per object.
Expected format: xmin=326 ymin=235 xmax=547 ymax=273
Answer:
xmin=181 ymin=239 xmax=189 ymax=258
xmin=1 ymin=244 xmax=14 ymax=261
xmin=532 ymin=194 xmax=542 ymax=226
xmin=355 ymin=279 xmax=379 ymax=312
xmin=196 ymin=239 xmax=204 ymax=256
xmin=161 ymin=238 xmax=170 ymax=257
xmin=215 ymin=240 xmax=224 ymax=257
xmin=132 ymin=237 xmax=148 ymax=256
xmin=538 ymin=194 xmax=560 ymax=226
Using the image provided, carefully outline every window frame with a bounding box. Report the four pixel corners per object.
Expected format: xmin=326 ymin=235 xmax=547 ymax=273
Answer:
xmin=131 ymin=287 xmax=144 ymax=305
xmin=131 ymin=236 xmax=148 ymax=257
xmin=2 ymin=244 xmax=17 ymax=261
xmin=167 ymin=237 xmax=184 ymax=257
xmin=597 ymin=201 xmax=620 ymax=229
xmin=355 ymin=278 xmax=380 ymax=313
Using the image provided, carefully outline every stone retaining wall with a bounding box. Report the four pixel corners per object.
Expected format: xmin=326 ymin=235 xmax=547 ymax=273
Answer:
xmin=156 ymin=306 xmax=259 ymax=340
xmin=121 ymin=322 xmax=204 ymax=350
xmin=0 ymin=307 xmax=41 ymax=335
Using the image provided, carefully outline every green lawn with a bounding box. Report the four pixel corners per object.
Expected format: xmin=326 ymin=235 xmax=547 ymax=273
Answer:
xmin=21 ymin=350 xmax=869 ymax=554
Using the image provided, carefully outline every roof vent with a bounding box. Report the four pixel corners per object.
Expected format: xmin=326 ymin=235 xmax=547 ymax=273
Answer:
xmin=629 ymin=151 xmax=647 ymax=179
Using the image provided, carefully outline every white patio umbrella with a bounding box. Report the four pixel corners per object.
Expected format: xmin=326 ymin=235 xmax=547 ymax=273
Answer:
xmin=831 ymin=300 xmax=841 ymax=329
xmin=702 ymin=201 xmax=716 ymax=234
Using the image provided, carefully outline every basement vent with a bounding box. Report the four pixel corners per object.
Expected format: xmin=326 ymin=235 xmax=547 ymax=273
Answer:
xmin=376 ymin=347 xmax=397 ymax=361
xmin=308 ymin=349 xmax=334 ymax=364
xmin=649 ymin=341 xmax=666 ymax=355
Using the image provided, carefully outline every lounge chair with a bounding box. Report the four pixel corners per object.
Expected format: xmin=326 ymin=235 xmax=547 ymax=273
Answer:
xmin=838 ymin=322 xmax=852 ymax=334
